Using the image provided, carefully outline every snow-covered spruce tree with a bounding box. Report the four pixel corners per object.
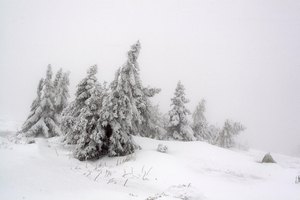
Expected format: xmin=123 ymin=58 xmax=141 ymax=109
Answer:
xmin=60 ymin=101 xmax=77 ymax=142
xmin=192 ymin=99 xmax=210 ymax=141
xmin=125 ymin=41 xmax=162 ymax=138
xmin=53 ymin=68 xmax=63 ymax=90
xmin=54 ymin=72 xmax=70 ymax=114
xmin=74 ymin=83 xmax=106 ymax=160
xmin=61 ymin=65 xmax=107 ymax=160
xmin=206 ymin=124 xmax=220 ymax=144
xmin=215 ymin=119 xmax=245 ymax=148
xmin=137 ymin=87 xmax=162 ymax=138
xmin=22 ymin=65 xmax=60 ymax=137
xmin=21 ymin=78 xmax=44 ymax=133
xmin=101 ymin=41 xmax=162 ymax=140
xmin=99 ymin=42 xmax=143 ymax=156
xmin=167 ymin=81 xmax=195 ymax=141
xmin=61 ymin=66 xmax=99 ymax=145
xmin=100 ymin=67 xmax=137 ymax=157
xmin=146 ymin=104 xmax=167 ymax=139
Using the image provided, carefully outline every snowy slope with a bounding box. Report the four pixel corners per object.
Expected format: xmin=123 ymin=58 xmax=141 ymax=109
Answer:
xmin=0 ymin=134 xmax=299 ymax=200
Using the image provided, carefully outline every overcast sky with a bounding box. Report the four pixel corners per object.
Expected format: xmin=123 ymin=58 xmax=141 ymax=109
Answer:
xmin=0 ymin=0 xmax=299 ymax=155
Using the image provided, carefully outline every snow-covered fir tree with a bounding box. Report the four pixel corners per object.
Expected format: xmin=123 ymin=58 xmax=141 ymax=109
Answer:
xmin=21 ymin=78 xmax=44 ymax=133
xmin=167 ymin=81 xmax=195 ymax=141
xmin=192 ymin=99 xmax=209 ymax=141
xmin=61 ymin=66 xmax=99 ymax=145
xmin=162 ymin=113 xmax=171 ymax=135
xmin=100 ymin=84 xmax=137 ymax=157
xmin=74 ymin=82 xmax=106 ymax=160
xmin=144 ymin=104 xmax=167 ymax=139
xmin=53 ymin=68 xmax=63 ymax=90
xmin=22 ymin=65 xmax=60 ymax=137
xmin=121 ymin=41 xmax=161 ymax=138
xmin=206 ymin=124 xmax=221 ymax=144
xmin=215 ymin=119 xmax=245 ymax=148
xmin=60 ymin=101 xmax=77 ymax=141
xmin=61 ymin=65 xmax=107 ymax=160
xmin=137 ymin=86 xmax=162 ymax=138
xmin=101 ymin=41 xmax=162 ymax=141
xmin=100 ymin=42 xmax=145 ymax=156
xmin=54 ymin=72 xmax=70 ymax=114
xmin=192 ymin=99 xmax=218 ymax=143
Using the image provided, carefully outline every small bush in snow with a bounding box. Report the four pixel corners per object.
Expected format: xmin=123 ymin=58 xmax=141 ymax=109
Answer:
xmin=157 ymin=144 xmax=168 ymax=153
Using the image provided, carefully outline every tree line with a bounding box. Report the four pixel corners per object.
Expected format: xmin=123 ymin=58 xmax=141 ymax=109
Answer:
xmin=21 ymin=41 xmax=245 ymax=161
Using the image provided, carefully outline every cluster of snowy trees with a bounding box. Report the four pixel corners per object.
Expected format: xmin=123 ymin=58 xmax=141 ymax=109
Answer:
xmin=21 ymin=65 xmax=69 ymax=138
xmin=166 ymin=80 xmax=245 ymax=148
xmin=21 ymin=41 xmax=245 ymax=160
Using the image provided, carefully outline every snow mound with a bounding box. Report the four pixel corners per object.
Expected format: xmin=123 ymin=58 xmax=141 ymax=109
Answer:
xmin=157 ymin=143 xmax=168 ymax=153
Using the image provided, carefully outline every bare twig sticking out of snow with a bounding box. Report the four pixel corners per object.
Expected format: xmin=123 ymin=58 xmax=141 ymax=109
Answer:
xmin=105 ymin=169 xmax=112 ymax=177
xmin=75 ymin=158 xmax=153 ymax=187
xmin=122 ymin=168 xmax=139 ymax=179
xmin=143 ymin=167 xmax=153 ymax=180
xmin=122 ymin=166 xmax=153 ymax=181
xmin=141 ymin=165 xmax=145 ymax=173
xmin=107 ymin=178 xmax=116 ymax=184
xmin=94 ymin=170 xmax=102 ymax=181
xmin=124 ymin=178 xmax=129 ymax=187
xmin=122 ymin=170 xmax=131 ymax=178
xmin=85 ymin=170 xmax=92 ymax=177
xmin=54 ymin=148 xmax=59 ymax=156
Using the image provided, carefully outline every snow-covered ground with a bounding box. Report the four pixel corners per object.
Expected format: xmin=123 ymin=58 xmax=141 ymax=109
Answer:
xmin=0 ymin=129 xmax=300 ymax=200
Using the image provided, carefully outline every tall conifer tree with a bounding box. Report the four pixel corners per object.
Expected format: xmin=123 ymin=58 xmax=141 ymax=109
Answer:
xmin=168 ymin=81 xmax=195 ymax=141
xmin=22 ymin=65 xmax=60 ymax=137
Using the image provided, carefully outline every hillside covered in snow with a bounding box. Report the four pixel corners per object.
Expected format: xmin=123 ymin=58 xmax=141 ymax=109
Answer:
xmin=0 ymin=130 xmax=299 ymax=200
